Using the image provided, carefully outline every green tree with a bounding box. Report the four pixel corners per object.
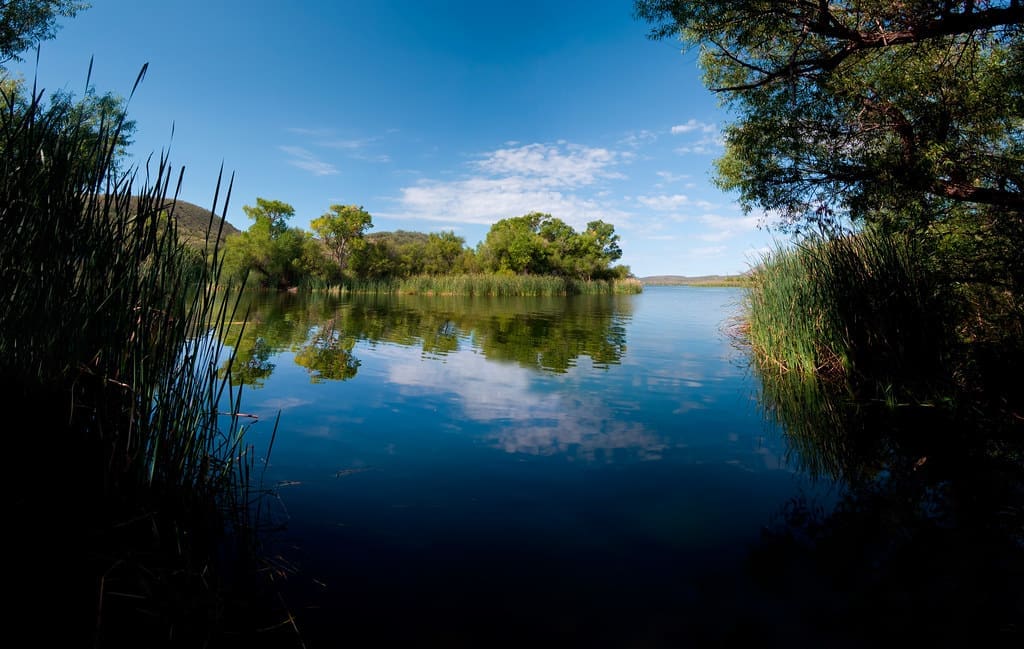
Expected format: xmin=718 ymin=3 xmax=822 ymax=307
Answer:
xmin=0 ymin=0 xmax=87 ymax=65
xmin=422 ymin=230 xmax=467 ymax=275
xmin=575 ymin=220 xmax=623 ymax=280
xmin=223 ymin=197 xmax=310 ymax=288
xmin=478 ymin=212 xmax=626 ymax=279
xmin=310 ymin=204 xmax=373 ymax=274
xmin=1 ymin=77 xmax=136 ymax=177
xmin=635 ymin=1 xmax=1024 ymax=234
xmin=478 ymin=212 xmax=550 ymax=274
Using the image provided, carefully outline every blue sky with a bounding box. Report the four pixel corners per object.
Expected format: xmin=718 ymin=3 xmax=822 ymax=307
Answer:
xmin=9 ymin=0 xmax=784 ymax=277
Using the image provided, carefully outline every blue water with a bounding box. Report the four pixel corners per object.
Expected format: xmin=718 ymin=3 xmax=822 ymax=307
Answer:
xmin=228 ymin=286 xmax=835 ymax=646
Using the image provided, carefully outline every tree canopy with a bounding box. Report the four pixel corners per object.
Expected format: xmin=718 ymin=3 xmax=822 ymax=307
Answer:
xmin=635 ymin=1 xmax=1024 ymax=233
xmin=223 ymin=197 xmax=323 ymax=289
xmin=477 ymin=212 xmax=625 ymax=280
xmin=0 ymin=0 xmax=87 ymax=65
xmin=310 ymin=204 xmax=373 ymax=273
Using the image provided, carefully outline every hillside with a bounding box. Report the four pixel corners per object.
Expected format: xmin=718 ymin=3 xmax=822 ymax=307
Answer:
xmin=127 ymin=196 xmax=241 ymax=249
xmin=640 ymin=274 xmax=753 ymax=287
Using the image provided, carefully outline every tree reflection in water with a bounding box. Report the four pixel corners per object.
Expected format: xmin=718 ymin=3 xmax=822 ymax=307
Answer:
xmin=217 ymin=290 xmax=631 ymax=387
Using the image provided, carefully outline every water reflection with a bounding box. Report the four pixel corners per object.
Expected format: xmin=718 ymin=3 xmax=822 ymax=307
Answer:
xmin=216 ymin=287 xmax=846 ymax=646
xmin=220 ymin=291 xmax=633 ymax=386
xmin=750 ymin=356 xmax=1024 ymax=647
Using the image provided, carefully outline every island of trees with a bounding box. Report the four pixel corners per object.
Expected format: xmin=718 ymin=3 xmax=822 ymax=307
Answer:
xmin=217 ymin=198 xmax=639 ymax=295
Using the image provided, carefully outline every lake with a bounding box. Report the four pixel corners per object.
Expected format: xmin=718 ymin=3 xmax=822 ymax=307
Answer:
xmin=225 ymin=286 xmax=839 ymax=647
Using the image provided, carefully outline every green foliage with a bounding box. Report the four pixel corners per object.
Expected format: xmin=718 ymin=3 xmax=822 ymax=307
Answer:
xmin=310 ymin=203 xmax=373 ymax=273
xmin=336 ymin=273 xmax=642 ymax=297
xmin=636 ymin=1 xmax=1024 ymax=233
xmin=1 ymin=74 xmax=137 ymax=179
xmin=218 ymin=291 xmax=636 ymax=383
xmin=222 ymin=205 xmax=628 ymax=290
xmin=743 ymin=230 xmax=956 ymax=394
xmin=223 ymin=197 xmax=312 ymax=288
xmin=0 ymin=0 xmax=87 ymax=64
xmin=477 ymin=212 xmax=625 ymax=279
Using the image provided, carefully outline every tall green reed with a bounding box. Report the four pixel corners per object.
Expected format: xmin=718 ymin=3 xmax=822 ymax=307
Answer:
xmin=333 ymin=273 xmax=642 ymax=296
xmin=1 ymin=68 xmax=280 ymax=645
xmin=741 ymin=229 xmax=960 ymax=482
xmin=743 ymin=229 xmax=953 ymax=396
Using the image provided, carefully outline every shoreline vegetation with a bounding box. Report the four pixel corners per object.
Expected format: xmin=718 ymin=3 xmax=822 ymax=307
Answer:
xmin=327 ymin=273 xmax=644 ymax=296
xmin=1 ymin=51 xmax=294 ymax=649
xmin=640 ymin=274 xmax=753 ymax=288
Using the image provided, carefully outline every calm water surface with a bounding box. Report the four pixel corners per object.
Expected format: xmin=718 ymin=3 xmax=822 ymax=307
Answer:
xmin=227 ymin=286 xmax=837 ymax=646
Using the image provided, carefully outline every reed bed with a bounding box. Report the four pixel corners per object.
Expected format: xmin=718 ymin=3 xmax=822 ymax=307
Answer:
xmin=740 ymin=229 xmax=963 ymax=481
xmin=331 ymin=274 xmax=642 ymax=296
xmin=743 ymin=229 xmax=953 ymax=394
xmin=1 ymin=72 xmax=283 ymax=645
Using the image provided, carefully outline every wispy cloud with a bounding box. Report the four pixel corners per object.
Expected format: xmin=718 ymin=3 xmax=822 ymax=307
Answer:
xmin=320 ymin=137 xmax=378 ymax=150
xmin=696 ymin=212 xmax=760 ymax=241
xmin=656 ymin=170 xmax=690 ymax=183
xmin=386 ymin=141 xmax=631 ymax=229
xmin=619 ymin=129 xmax=657 ymax=148
xmin=285 ymin=127 xmax=391 ymax=165
xmin=638 ymin=193 xmax=690 ymax=211
xmin=674 ymin=134 xmax=725 ymax=155
xmin=670 ymin=119 xmax=716 ymax=134
xmin=637 ymin=193 xmax=715 ymax=211
xmin=279 ymin=145 xmax=339 ymax=176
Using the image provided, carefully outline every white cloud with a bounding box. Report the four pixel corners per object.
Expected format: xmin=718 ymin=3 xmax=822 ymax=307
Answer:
xmin=671 ymin=119 xmax=716 ymax=134
xmin=638 ymin=194 xmax=690 ymax=211
xmin=385 ymin=142 xmax=631 ymax=229
xmin=475 ymin=142 xmax=623 ymax=187
xmin=279 ymin=146 xmax=339 ymax=176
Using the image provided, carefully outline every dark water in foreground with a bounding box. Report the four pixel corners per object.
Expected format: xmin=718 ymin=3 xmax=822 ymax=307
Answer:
xmin=223 ymin=286 xmax=1023 ymax=648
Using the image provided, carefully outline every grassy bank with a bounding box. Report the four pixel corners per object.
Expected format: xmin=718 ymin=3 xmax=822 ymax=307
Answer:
xmin=1 ymin=74 xmax=288 ymax=646
xmin=326 ymin=273 xmax=644 ymax=296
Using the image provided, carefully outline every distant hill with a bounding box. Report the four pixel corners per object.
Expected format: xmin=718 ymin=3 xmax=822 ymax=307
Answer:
xmin=640 ymin=274 xmax=753 ymax=287
xmin=127 ymin=196 xmax=241 ymax=249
